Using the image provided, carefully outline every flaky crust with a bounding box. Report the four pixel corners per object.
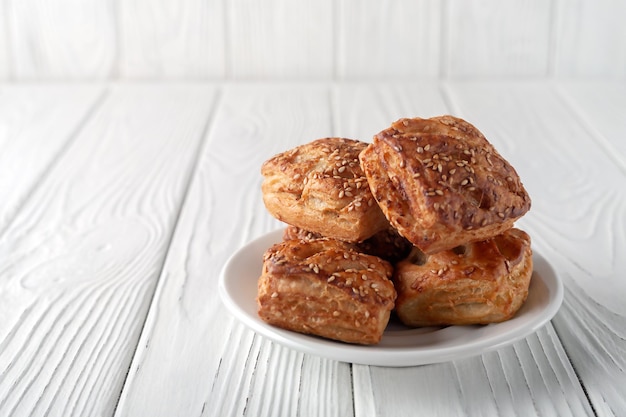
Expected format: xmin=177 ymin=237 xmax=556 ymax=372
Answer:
xmin=393 ymin=228 xmax=533 ymax=327
xmin=359 ymin=116 xmax=531 ymax=254
xmin=262 ymin=138 xmax=389 ymax=242
xmin=283 ymin=225 xmax=412 ymax=264
xmin=257 ymin=238 xmax=396 ymax=345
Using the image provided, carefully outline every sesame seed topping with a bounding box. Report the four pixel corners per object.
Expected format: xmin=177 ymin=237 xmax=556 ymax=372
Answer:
xmin=271 ymin=292 xmax=278 ymax=298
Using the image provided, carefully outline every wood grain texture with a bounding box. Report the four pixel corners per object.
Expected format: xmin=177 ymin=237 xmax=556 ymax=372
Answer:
xmin=553 ymin=0 xmax=626 ymax=78
xmin=557 ymin=81 xmax=626 ymax=171
xmin=115 ymin=84 xmax=355 ymax=417
xmin=336 ymin=82 xmax=593 ymax=416
xmin=354 ymin=326 xmax=592 ymax=417
xmin=1 ymin=1 xmax=625 ymax=80
xmin=444 ymin=0 xmax=553 ymax=77
xmin=0 ymin=85 xmax=104 ymax=233
xmin=445 ymin=80 xmax=626 ymax=415
xmin=0 ymin=84 xmax=215 ymax=417
xmin=6 ymin=0 xmax=116 ymax=79
xmin=331 ymin=83 xmax=449 ymax=140
xmin=227 ymin=0 xmax=334 ymax=79
xmin=118 ymin=0 xmax=225 ymax=79
xmin=337 ymin=0 xmax=441 ymax=79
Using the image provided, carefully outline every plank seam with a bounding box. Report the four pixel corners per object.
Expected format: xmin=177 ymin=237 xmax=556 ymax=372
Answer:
xmin=349 ymin=364 xmax=356 ymax=417
xmin=0 ymin=87 xmax=109 ymax=240
xmin=112 ymin=87 xmax=223 ymax=416
xmin=550 ymin=314 xmax=599 ymax=417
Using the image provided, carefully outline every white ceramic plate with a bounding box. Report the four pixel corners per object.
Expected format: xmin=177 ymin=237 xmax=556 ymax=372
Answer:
xmin=218 ymin=229 xmax=564 ymax=367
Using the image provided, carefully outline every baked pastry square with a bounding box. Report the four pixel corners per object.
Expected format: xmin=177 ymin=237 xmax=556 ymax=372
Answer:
xmin=393 ymin=228 xmax=533 ymax=327
xmin=257 ymin=238 xmax=396 ymax=345
xmin=262 ymin=137 xmax=389 ymax=243
xmin=359 ymin=116 xmax=531 ymax=254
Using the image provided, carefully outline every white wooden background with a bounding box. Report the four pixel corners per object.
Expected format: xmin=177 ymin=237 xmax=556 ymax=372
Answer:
xmin=1 ymin=0 xmax=625 ymax=416
xmin=0 ymin=0 xmax=625 ymax=80
xmin=1 ymin=80 xmax=624 ymax=417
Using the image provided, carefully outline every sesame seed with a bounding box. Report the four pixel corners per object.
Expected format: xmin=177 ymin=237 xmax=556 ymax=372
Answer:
xmin=271 ymin=292 xmax=278 ymax=298
xmin=435 ymin=189 xmax=444 ymax=196
xmin=333 ymin=311 xmax=340 ymax=317
xmin=327 ymin=276 xmax=336 ymax=282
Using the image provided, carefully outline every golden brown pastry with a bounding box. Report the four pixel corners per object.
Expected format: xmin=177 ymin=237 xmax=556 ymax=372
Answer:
xmin=257 ymin=238 xmax=396 ymax=345
xmin=359 ymin=116 xmax=531 ymax=254
xmin=393 ymin=228 xmax=533 ymax=327
xmin=262 ymin=138 xmax=389 ymax=243
xmin=283 ymin=225 xmax=412 ymax=264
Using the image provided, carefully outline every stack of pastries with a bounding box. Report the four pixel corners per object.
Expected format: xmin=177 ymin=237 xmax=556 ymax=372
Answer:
xmin=257 ymin=116 xmax=533 ymax=345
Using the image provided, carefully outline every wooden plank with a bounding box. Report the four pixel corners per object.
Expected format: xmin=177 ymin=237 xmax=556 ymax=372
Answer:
xmin=0 ymin=85 xmax=104 ymax=233
xmin=0 ymin=84 xmax=216 ymax=416
xmin=335 ymin=82 xmax=593 ymax=416
xmin=0 ymin=0 xmax=10 ymax=80
xmin=118 ymin=0 xmax=225 ymax=79
xmin=5 ymin=0 xmax=116 ymax=79
xmin=354 ymin=326 xmax=591 ymax=417
xmin=553 ymin=0 xmax=626 ymax=77
xmin=445 ymin=80 xmax=626 ymax=415
xmin=557 ymin=81 xmax=626 ymax=170
xmin=331 ymin=83 xmax=449 ymax=140
xmin=227 ymin=1 xmax=334 ymax=79
xmin=336 ymin=0 xmax=441 ymax=79
xmin=444 ymin=0 xmax=552 ymax=77
xmin=115 ymin=84 xmax=354 ymax=417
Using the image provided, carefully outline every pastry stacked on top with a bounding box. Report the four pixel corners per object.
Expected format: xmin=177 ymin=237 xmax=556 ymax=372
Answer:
xmin=258 ymin=116 xmax=533 ymax=345
xmin=360 ymin=116 xmax=532 ymax=327
xmin=259 ymin=138 xmax=408 ymax=345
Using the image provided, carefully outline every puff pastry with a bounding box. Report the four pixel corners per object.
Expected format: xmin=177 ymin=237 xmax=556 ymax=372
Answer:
xmin=257 ymin=238 xmax=396 ymax=345
xmin=359 ymin=116 xmax=531 ymax=254
xmin=393 ymin=228 xmax=533 ymax=327
xmin=262 ymin=137 xmax=389 ymax=243
xmin=283 ymin=225 xmax=412 ymax=264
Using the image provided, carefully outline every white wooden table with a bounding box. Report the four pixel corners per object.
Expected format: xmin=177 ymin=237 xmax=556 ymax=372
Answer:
xmin=1 ymin=80 xmax=624 ymax=417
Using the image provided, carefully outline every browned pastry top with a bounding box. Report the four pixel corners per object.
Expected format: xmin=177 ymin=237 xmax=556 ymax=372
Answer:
xmin=394 ymin=228 xmax=533 ymax=326
xmin=262 ymin=238 xmax=396 ymax=306
xmin=360 ymin=115 xmax=531 ymax=253
xmin=262 ymin=137 xmax=389 ymax=242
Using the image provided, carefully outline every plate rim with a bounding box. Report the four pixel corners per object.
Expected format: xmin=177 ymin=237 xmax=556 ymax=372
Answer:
xmin=218 ymin=229 xmax=564 ymax=367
